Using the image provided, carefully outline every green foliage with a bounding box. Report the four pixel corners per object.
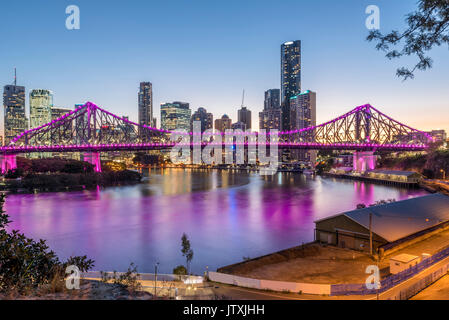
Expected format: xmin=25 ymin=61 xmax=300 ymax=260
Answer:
xmin=173 ymin=265 xmax=187 ymax=276
xmin=3 ymin=170 xmax=142 ymax=192
xmin=16 ymin=157 xmax=94 ymax=174
xmin=100 ymin=263 xmax=142 ymax=293
xmin=315 ymin=158 xmax=333 ymax=174
xmin=0 ymin=193 xmax=94 ymax=294
xmin=4 ymin=168 xmax=25 ymax=179
xmin=181 ymin=233 xmax=194 ymax=275
xmin=378 ymin=150 xmax=449 ymax=179
xmin=133 ymin=152 xmax=163 ymax=165
xmin=367 ymin=0 xmax=449 ymax=80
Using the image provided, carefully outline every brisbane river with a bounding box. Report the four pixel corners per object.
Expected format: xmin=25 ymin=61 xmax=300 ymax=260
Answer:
xmin=5 ymin=169 xmax=427 ymax=274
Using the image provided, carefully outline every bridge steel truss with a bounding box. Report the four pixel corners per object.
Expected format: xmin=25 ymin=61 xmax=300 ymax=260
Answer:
xmin=1 ymin=102 xmax=432 ymax=155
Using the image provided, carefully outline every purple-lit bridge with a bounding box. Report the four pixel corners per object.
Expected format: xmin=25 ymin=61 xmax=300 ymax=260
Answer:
xmin=1 ymin=102 xmax=433 ymax=173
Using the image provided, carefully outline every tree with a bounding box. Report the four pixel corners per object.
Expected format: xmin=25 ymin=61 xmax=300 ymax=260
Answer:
xmin=367 ymin=0 xmax=449 ymax=80
xmin=0 ymin=193 xmax=94 ymax=294
xmin=181 ymin=233 xmax=194 ymax=275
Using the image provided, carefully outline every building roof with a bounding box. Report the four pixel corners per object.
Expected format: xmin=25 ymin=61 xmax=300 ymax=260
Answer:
xmin=369 ymin=170 xmax=421 ymax=177
xmin=390 ymin=254 xmax=420 ymax=263
xmin=344 ymin=194 xmax=449 ymax=242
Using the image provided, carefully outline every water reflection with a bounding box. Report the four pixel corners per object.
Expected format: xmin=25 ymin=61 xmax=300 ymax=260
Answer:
xmin=5 ymin=169 xmax=427 ymax=273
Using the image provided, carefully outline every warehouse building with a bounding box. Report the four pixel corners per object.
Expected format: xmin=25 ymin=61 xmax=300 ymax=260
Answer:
xmin=314 ymin=194 xmax=449 ymax=252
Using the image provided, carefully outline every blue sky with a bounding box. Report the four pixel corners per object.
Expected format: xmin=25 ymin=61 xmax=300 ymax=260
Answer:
xmin=1 ymin=0 xmax=448 ymax=132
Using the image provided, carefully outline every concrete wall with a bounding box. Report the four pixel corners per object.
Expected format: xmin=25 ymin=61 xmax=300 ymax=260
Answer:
xmin=209 ymin=272 xmax=331 ymax=295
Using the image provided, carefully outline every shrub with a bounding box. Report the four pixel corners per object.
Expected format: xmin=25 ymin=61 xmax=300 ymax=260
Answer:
xmin=0 ymin=193 xmax=94 ymax=294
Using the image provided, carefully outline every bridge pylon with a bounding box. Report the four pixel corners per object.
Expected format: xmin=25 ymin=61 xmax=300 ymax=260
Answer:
xmin=83 ymin=152 xmax=102 ymax=173
xmin=0 ymin=154 xmax=18 ymax=174
xmin=353 ymin=151 xmax=376 ymax=173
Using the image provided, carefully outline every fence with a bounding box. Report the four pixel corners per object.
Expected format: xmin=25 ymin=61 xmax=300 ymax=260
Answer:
xmin=208 ymin=272 xmax=331 ymax=295
xmin=82 ymin=271 xmax=203 ymax=284
xmin=330 ymin=245 xmax=449 ymax=296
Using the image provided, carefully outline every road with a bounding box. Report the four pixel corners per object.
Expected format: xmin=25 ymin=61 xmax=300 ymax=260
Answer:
xmin=366 ymin=255 xmax=449 ymax=300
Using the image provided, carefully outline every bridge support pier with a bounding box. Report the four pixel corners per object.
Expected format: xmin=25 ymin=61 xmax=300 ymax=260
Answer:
xmin=353 ymin=151 xmax=376 ymax=173
xmin=83 ymin=152 xmax=102 ymax=172
xmin=0 ymin=154 xmax=18 ymax=174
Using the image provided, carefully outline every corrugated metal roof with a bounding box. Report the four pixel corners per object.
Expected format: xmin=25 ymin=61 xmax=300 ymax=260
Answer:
xmin=344 ymin=194 xmax=449 ymax=242
xmin=390 ymin=254 xmax=420 ymax=263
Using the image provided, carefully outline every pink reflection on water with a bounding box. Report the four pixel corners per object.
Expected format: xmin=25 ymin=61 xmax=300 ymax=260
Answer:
xmin=4 ymin=169 xmax=428 ymax=273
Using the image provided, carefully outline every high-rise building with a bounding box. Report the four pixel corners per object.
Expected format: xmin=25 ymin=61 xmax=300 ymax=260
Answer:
xmin=30 ymin=89 xmax=53 ymax=129
xmin=231 ymin=121 xmax=246 ymax=131
xmin=51 ymin=107 xmax=73 ymax=142
xmin=427 ymin=130 xmax=447 ymax=143
xmin=3 ymin=79 xmax=27 ymax=145
xmin=51 ymin=107 xmax=71 ymax=120
xmin=138 ymin=82 xmax=153 ymax=127
xmin=264 ymin=89 xmax=280 ymax=110
xmin=191 ymin=107 xmax=213 ymax=132
xmin=260 ymin=89 xmax=282 ymax=131
xmin=290 ymin=90 xmax=316 ymax=164
xmin=259 ymin=109 xmax=282 ymax=131
xmin=160 ymin=101 xmax=191 ymax=131
xmin=281 ymin=40 xmax=301 ymax=131
xmin=238 ymin=107 xmax=252 ymax=130
xmin=214 ymin=114 xmax=232 ymax=133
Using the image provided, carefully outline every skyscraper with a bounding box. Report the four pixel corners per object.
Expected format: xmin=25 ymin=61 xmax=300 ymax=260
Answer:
xmin=138 ymin=82 xmax=153 ymax=127
xmin=160 ymin=101 xmax=191 ymax=131
xmin=3 ymin=71 xmax=27 ymax=145
xmin=191 ymin=107 xmax=213 ymax=132
xmin=260 ymin=89 xmax=282 ymax=131
xmin=281 ymin=40 xmax=301 ymax=131
xmin=290 ymin=90 xmax=317 ymax=164
xmin=214 ymin=115 xmax=232 ymax=133
xmin=237 ymin=106 xmax=251 ymax=131
xmin=264 ymin=89 xmax=280 ymax=111
xmin=30 ymin=89 xmax=53 ymax=129
xmin=51 ymin=107 xmax=71 ymax=120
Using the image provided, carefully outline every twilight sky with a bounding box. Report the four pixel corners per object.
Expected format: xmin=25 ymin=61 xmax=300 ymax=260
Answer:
xmin=0 ymin=0 xmax=448 ymax=133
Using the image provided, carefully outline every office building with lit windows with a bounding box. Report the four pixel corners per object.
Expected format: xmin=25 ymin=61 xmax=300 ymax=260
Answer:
xmin=3 ymin=83 xmax=27 ymax=145
xmin=281 ymin=40 xmax=301 ymax=131
xmin=260 ymin=89 xmax=282 ymax=131
xmin=290 ymin=90 xmax=317 ymax=164
xmin=191 ymin=107 xmax=213 ymax=132
xmin=30 ymin=89 xmax=53 ymax=129
xmin=160 ymin=101 xmax=191 ymax=131
xmin=238 ymin=107 xmax=252 ymax=130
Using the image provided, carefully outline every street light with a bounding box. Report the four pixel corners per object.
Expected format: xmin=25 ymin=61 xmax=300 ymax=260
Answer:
xmin=154 ymin=262 xmax=159 ymax=299
xmin=440 ymin=169 xmax=446 ymax=180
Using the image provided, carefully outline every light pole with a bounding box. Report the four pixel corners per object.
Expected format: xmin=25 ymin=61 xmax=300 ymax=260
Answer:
xmin=154 ymin=262 xmax=159 ymax=299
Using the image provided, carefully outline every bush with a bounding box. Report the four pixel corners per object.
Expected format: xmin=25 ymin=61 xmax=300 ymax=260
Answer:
xmin=0 ymin=193 xmax=94 ymax=294
xmin=173 ymin=265 xmax=187 ymax=276
xmin=4 ymin=168 xmax=24 ymax=179
xmin=100 ymin=263 xmax=142 ymax=294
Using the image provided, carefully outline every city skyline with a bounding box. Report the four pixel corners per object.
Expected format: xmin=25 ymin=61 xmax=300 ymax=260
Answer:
xmin=0 ymin=0 xmax=448 ymax=136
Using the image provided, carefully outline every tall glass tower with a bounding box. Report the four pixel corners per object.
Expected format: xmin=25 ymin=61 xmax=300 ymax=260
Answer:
xmin=138 ymin=82 xmax=153 ymax=127
xmin=281 ymin=40 xmax=301 ymax=131
xmin=3 ymin=81 xmax=27 ymax=145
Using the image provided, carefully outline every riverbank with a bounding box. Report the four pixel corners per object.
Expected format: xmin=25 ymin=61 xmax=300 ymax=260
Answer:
xmin=0 ymin=279 xmax=153 ymax=300
xmin=0 ymin=170 xmax=142 ymax=193
xmin=420 ymin=179 xmax=449 ymax=196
